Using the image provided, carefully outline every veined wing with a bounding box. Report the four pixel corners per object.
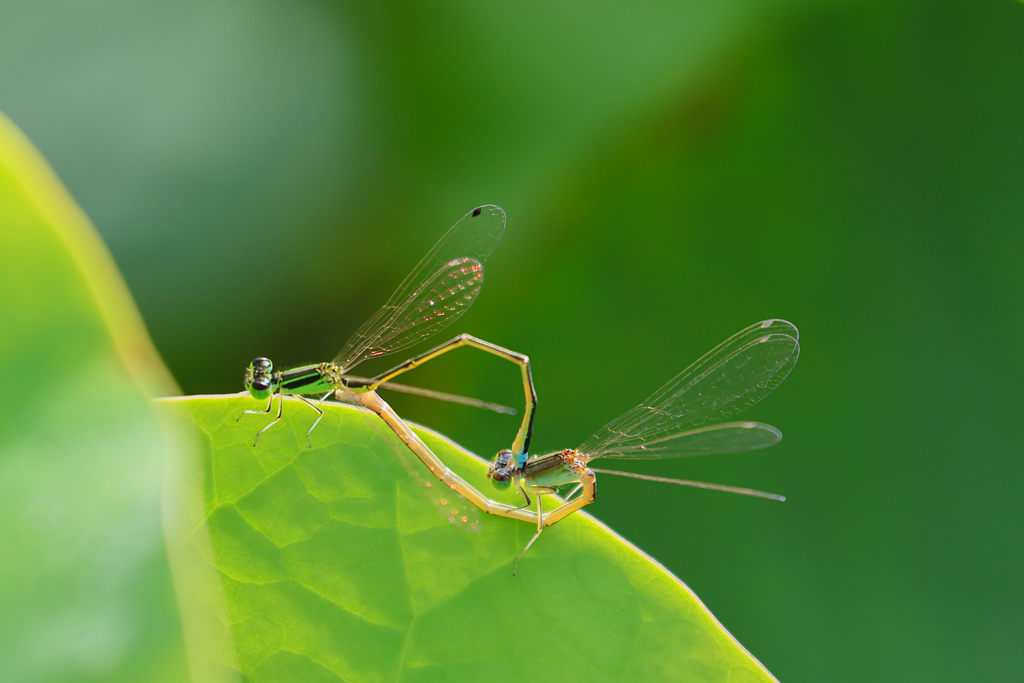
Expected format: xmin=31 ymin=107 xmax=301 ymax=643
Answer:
xmin=586 ymin=421 xmax=781 ymax=460
xmin=578 ymin=319 xmax=799 ymax=457
xmin=335 ymin=205 xmax=505 ymax=370
xmin=337 ymin=257 xmax=484 ymax=370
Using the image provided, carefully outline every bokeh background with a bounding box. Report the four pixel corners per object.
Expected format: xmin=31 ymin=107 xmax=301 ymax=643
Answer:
xmin=3 ymin=0 xmax=1024 ymax=680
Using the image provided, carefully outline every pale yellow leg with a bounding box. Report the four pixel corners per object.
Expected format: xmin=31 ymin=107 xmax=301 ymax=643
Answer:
xmin=248 ymin=390 xmax=284 ymax=447
xmin=536 ymin=470 xmax=596 ymax=525
xmin=513 ymin=491 xmax=546 ymax=576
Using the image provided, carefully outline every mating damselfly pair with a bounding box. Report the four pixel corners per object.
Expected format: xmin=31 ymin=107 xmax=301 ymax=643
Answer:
xmin=238 ymin=205 xmax=799 ymax=573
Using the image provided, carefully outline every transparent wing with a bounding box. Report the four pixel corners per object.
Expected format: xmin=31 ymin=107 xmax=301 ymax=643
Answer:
xmin=334 ymin=205 xmax=505 ymax=370
xmin=579 ymin=319 xmax=799 ymax=457
xmin=586 ymin=421 xmax=781 ymax=460
xmin=400 ymin=456 xmax=483 ymax=534
xmin=359 ymin=405 xmax=482 ymax=533
xmin=337 ymin=258 xmax=484 ymax=369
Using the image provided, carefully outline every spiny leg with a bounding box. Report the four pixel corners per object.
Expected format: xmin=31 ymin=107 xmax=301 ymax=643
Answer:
xmin=252 ymin=391 xmax=284 ymax=447
xmin=513 ymin=490 xmax=547 ymax=577
xmin=298 ymin=395 xmax=326 ymax=448
xmin=372 ymin=333 xmax=537 ymax=458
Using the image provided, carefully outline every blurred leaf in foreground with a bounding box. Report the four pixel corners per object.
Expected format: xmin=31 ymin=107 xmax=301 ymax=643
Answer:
xmin=159 ymin=394 xmax=779 ymax=683
xmin=0 ymin=111 xmax=187 ymax=681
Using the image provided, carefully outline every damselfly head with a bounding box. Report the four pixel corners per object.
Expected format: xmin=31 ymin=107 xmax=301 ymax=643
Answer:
xmin=244 ymin=357 xmax=274 ymax=399
xmin=487 ymin=449 xmax=515 ymax=490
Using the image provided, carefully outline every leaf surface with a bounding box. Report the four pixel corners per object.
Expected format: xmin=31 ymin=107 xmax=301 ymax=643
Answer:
xmin=0 ymin=111 xmax=187 ymax=681
xmin=159 ymin=395 xmax=779 ymax=683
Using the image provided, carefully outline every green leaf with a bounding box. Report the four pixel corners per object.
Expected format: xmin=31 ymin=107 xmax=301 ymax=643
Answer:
xmin=0 ymin=111 xmax=187 ymax=680
xmin=158 ymin=394 xmax=779 ymax=683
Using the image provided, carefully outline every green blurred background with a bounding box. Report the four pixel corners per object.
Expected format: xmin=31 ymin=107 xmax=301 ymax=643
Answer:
xmin=3 ymin=0 xmax=1023 ymax=680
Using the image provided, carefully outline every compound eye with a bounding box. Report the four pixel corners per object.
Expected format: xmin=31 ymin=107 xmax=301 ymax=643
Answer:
xmin=248 ymin=377 xmax=273 ymax=400
xmin=252 ymin=357 xmax=273 ymax=372
xmin=488 ymin=468 xmax=512 ymax=490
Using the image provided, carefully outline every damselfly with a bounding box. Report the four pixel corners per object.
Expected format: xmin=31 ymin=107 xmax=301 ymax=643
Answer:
xmin=482 ymin=319 xmax=800 ymax=574
xmin=239 ymin=205 xmax=523 ymax=445
xmin=238 ymin=205 xmax=537 ymax=531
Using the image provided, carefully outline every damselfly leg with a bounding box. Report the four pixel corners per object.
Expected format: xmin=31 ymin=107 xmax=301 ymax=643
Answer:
xmin=236 ymin=391 xmax=284 ymax=447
